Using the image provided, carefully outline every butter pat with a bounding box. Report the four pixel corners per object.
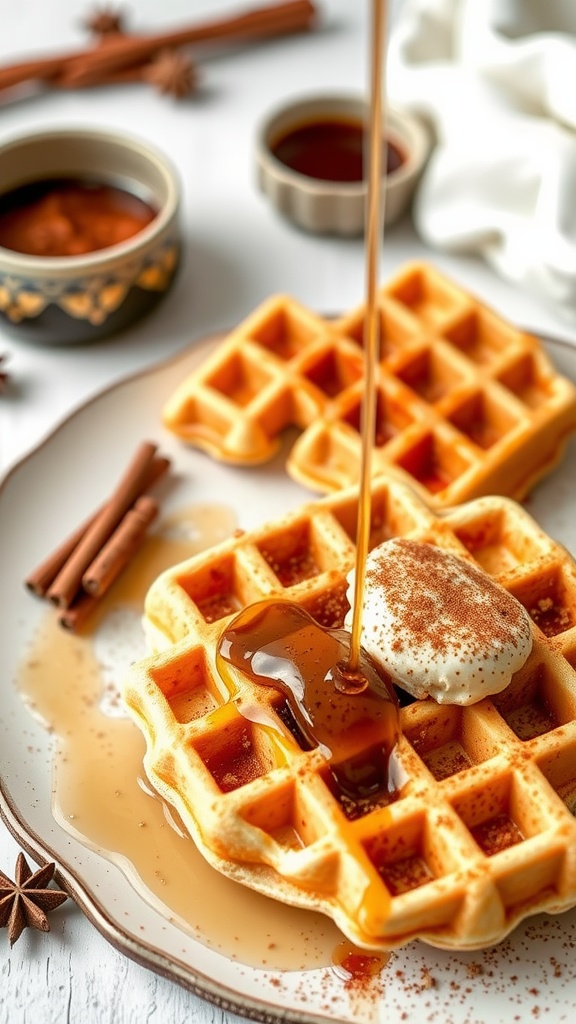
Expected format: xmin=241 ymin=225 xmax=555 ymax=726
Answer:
xmin=346 ymin=538 xmax=533 ymax=706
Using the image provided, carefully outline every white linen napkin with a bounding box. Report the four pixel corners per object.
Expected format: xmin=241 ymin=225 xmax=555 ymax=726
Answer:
xmin=388 ymin=0 xmax=576 ymax=323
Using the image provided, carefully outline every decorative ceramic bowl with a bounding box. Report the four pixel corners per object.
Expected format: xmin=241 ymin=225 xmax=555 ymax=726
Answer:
xmin=0 ymin=127 xmax=181 ymax=344
xmin=256 ymin=93 xmax=431 ymax=236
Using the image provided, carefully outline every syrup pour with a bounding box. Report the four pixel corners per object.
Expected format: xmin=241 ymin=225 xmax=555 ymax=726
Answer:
xmin=217 ymin=601 xmax=399 ymax=817
xmin=216 ymin=0 xmax=396 ymax=805
xmin=348 ymin=0 xmax=387 ymax=672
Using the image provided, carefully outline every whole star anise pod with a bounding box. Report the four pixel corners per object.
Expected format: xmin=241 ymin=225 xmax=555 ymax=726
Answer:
xmin=83 ymin=4 xmax=125 ymax=37
xmin=0 ymin=853 xmax=68 ymax=946
xmin=145 ymin=48 xmax=197 ymax=99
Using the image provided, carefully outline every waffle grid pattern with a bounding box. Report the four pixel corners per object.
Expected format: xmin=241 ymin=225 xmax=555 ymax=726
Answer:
xmin=124 ymin=477 xmax=576 ymax=950
xmin=162 ymin=262 xmax=576 ymax=507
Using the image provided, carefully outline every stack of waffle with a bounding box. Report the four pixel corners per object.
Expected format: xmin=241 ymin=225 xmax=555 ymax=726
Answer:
xmin=163 ymin=261 xmax=576 ymax=507
xmin=124 ymin=477 xmax=576 ymax=950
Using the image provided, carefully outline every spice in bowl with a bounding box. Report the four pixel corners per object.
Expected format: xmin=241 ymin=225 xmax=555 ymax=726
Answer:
xmin=0 ymin=178 xmax=157 ymax=258
xmin=0 ymin=127 xmax=181 ymax=344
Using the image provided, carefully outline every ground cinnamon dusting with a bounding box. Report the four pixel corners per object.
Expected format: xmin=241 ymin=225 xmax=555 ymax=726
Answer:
xmin=367 ymin=538 xmax=529 ymax=659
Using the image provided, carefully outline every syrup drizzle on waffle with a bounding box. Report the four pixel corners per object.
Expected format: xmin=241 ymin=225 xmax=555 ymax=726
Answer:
xmin=125 ymin=478 xmax=576 ymax=950
xmin=210 ymin=0 xmax=398 ymax=814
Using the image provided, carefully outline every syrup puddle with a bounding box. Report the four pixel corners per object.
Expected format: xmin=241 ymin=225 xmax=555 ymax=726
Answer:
xmin=17 ymin=504 xmax=359 ymax=971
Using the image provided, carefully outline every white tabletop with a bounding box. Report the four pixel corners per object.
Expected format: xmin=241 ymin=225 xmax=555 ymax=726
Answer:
xmin=2 ymin=2 xmax=576 ymax=1022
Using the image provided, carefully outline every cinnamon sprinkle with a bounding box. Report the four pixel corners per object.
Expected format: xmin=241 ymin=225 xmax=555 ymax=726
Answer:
xmin=366 ymin=539 xmax=529 ymax=658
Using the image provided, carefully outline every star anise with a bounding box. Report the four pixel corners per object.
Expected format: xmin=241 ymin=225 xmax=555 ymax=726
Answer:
xmin=83 ymin=5 xmax=126 ymax=37
xmin=145 ymin=48 xmax=197 ymax=99
xmin=0 ymin=853 xmax=68 ymax=946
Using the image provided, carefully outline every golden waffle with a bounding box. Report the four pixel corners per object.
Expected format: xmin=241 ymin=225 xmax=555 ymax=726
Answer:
xmin=162 ymin=261 xmax=576 ymax=507
xmin=124 ymin=476 xmax=576 ymax=951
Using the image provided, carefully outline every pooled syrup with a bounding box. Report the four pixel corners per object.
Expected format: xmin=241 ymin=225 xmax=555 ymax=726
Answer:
xmin=217 ymin=601 xmax=399 ymax=817
xmin=17 ymin=508 xmax=349 ymax=970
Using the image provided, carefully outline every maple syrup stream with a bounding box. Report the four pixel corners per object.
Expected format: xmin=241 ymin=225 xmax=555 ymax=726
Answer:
xmin=349 ymin=0 xmax=387 ymax=673
xmin=217 ymin=0 xmax=398 ymax=815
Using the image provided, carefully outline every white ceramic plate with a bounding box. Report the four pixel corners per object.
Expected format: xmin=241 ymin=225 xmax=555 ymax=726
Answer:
xmin=2 ymin=335 xmax=576 ymax=1024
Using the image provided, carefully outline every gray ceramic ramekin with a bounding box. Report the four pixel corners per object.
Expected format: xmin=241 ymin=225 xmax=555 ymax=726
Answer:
xmin=256 ymin=93 xmax=431 ymax=236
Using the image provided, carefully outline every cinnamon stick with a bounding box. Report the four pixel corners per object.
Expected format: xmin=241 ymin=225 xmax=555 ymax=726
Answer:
xmin=0 ymin=1 xmax=316 ymax=95
xmin=25 ymin=452 xmax=170 ymax=599
xmin=58 ymin=592 xmax=101 ymax=633
xmin=25 ymin=506 xmax=102 ymax=597
xmin=52 ymin=49 xmax=198 ymax=98
xmin=47 ymin=440 xmax=159 ymax=608
xmin=82 ymin=494 xmax=158 ymax=597
xmin=0 ymin=54 xmax=77 ymax=93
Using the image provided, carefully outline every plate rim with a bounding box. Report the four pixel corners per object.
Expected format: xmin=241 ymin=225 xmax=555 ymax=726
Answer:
xmin=2 ymin=327 xmax=576 ymax=1023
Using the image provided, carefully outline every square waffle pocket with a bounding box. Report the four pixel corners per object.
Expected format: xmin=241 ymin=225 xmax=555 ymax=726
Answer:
xmin=124 ymin=477 xmax=576 ymax=951
xmin=162 ymin=262 xmax=576 ymax=508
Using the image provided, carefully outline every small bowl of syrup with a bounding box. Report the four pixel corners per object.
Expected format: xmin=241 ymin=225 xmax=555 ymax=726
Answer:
xmin=256 ymin=93 xmax=431 ymax=236
xmin=0 ymin=127 xmax=181 ymax=344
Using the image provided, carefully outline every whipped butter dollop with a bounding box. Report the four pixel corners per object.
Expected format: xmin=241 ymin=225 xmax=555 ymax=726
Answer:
xmin=345 ymin=538 xmax=533 ymax=706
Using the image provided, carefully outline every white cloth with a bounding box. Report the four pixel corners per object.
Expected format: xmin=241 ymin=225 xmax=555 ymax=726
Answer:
xmin=388 ymin=0 xmax=576 ymax=322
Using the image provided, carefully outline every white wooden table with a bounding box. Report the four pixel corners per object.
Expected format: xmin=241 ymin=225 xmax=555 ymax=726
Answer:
xmin=2 ymin=2 xmax=576 ymax=1022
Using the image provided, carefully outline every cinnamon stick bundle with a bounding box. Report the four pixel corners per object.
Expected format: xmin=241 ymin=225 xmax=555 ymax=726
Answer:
xmin=25 ymin=440 xmax=170 ymax=631
xmin=0 ymin=1 xmax=317 ymax=96
xmin=25 ymin=506 xmax=103 ymax=598
xmin=47 ymin=440 xmax=158 ymax=608
xmin=59 ymin=495 xmax=159 ymax=632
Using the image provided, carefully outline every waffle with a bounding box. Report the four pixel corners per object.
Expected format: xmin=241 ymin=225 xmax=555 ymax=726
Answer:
xmin=162 ymin=261 xmax=576 ymax=507
xmin=124 ymin=475 xmax=576 ymax=951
